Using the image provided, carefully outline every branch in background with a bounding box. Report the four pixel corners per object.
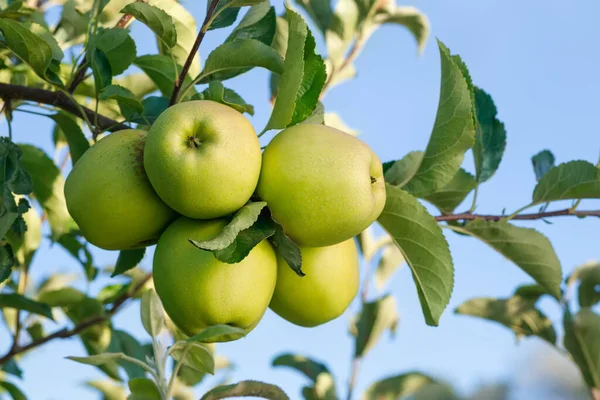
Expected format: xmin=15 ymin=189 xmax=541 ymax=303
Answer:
xmin=434 ymin=208 xmax=600 ymax=222
xmin=0 ymin=83 xmax=128 ymax=132
xmin=169 ymin=0 xmax=220 ymax=106
xmin=0 ymin=273 xmax=152 ymax=366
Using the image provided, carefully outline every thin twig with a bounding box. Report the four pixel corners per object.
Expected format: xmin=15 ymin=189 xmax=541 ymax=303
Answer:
xmin=0 ymin=273 xmax=152 ymax=365
xmin=0 ymin=83 xmax=128 ymax=132
xmin=169 ymin=0 xmax=220 ymax=106
xmin=434 ymin=208 xmax=600 ymax=222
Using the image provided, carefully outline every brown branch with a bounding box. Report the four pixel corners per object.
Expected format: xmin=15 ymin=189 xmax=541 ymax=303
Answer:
xmin=0 ymin=83 xmax=128 ymax=132
xmin=0 ymin=273 xmax=152 ymax=366
xmin=169 ymin=0 xmax=220 ymax=106
xmin=434 ymin=208 xmax=600 ymax=222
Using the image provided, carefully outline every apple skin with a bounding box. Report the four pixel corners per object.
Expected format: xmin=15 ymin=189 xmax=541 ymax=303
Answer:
xmin=269 ymin=238 xmax=359 ymax=327
xmin=144 ymin=101 xmax=262 ymax=219
xmin=257 ymin=124 xmax=386 ymax=247
xmin=64 ymin=129 xmax=177 ymax=251
xmin=153 ymin=217 xmax=278 ymax=337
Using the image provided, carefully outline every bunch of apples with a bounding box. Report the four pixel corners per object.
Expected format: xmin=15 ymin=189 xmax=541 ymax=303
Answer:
xmin=64 ymin=100 xmax=386 ymax=338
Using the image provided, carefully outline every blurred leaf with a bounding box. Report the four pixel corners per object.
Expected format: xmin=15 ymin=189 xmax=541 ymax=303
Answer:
xmin=375 ymin=244 xmax=404 ymax=290
xmin=272 ymin=354 xmax=330 ymax=381
xmin=403 ymin=41 xmax=476 ymax=197
xmin=384 ymin=151 xmax=423 ymax=188
xmin=121 ymin=3 xmax=177 ymax=48
xmin=0 ymin=18 xmax=52 ymax=79
xmin=91 ymin=28 xmax=137 ymax=76
xmin=374 ymin=5 xmax=430 ymax=55
xmin=460 ymin=220 xmax=562 ymax=299
xmin=353 ymin=295 xmax=399 ymax=357
xmin=190 ymin=202 xmax=267 ymax=251
xmin=568 ymin=261 xmax=600 ymax=308
xmin=199 ymin=380 xmax=289 ymax=400
xmin=323 ymin=112 xmax=357 ymax=135
xmin=362 ymin=372 xmax=435 ymax=400
xmin=0 ymin=381 xmax=26 ymax=400
xmin=0 ymin=293 xmax=53 ymax=320
xmin=1 ymin=359 xmax=22 ymax=378
xmin=423 ymin=168 xmax=476 ymax=213
xmin=377 ymin=184 xmax=453 ymax=326
xmin=199 ymin=38 xmax=284 ymax=83
xmin=301 ymin=102 xmax=325 ymax=124
xmin=134 ymin=54 xmax=192 ymax=97
xmin=472 ymin=87 xmax=506 ymax=183
xmin=326 ymin=0 xmax=358 ymax=69
xmin=226 ymin=2 xmax=275 ymax=45
xmin=141 ymin=289 xmax=164 ymax=337
xmin=112 ymin=248 xmax=146 ymax=277
xmin=128 ymin=377 xmax=161 ymax=400
xmin=563 ymin=308 xmax=600 ymax=389
xmin=51 ymin=112 xmax=89 ymax=166
xmin=531 ymin=150 xmax=555 ymax=182
xmin=456 ymin=294 xmax=557 ymax=345
xmin=191 ymin=81 xmax=254 ymax=115
xmin=513 ymin=284 xmax=550 ymax=304
xmin=269 ymin=15 xmax=289 ymax=98
xmin=171 ymin=342 xmax=215 ymax=375
xmin=57 ymin=232 xmax=96 ymax=280
xmin=30 ymin=23 xmax=64 ymax=62
xmin=7 ymin=199 xmax=41 ymax=268
xmin=294 ymin=0 xmax=332 ymax=33
xmin=302 ymin=372 xmax=337 ymax=400
xmin=265 ymin=8 xmax=326 ymax=131
xmin=99 ymin=85 xmax=144 ymax=120
xmin=97 ymin=283 xmax=129 ymax=304
xmin=19 ymin=145 xmax=76 ymax=240
xmin=86 ymin=380 xmax=128 ymax=400
xmin=532 ymin=161 xmax=600 ymax=204
xmin=38 ymin=287 xmax=85 ymax=307
xmin=67 ymin=353 xmax=126 ymax=366
xmin=152 ymin=0 xmax=200 ymax=76
xmin=108 ymin=330 xmax=149 ymax=379
xmin=187 ymin=324 xmax=247 ymax=343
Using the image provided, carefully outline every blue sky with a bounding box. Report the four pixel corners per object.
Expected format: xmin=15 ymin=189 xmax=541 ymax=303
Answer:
xmin=2 ymin=0 xmax=600 ymax=399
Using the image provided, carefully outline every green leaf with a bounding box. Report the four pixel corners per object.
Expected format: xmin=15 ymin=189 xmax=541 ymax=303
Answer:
xmin=531 ymin=150 xmax=555 ymax=181
xmin=0 ymin=18 xmax=52 ymax=79
xmin=384 ymin=151 xmax=422 ymax=188
xmin=140 ymin=289 xmax=164 ymax=337
xmin=130 ymin=96 xmax=169 ymax=125
xmin=199 ymin=380 xmax=290 ymax=400
xmin=38 ymin=287 xmax=85 ymax=307
xmin=19 ymin=144 xmax=75 ymax=239
xmin=532 ymin=161 xmax=600 ymax=204
xmin=187 ymin=324 xmax=247 ymax=343
xmin=269 ymin=218 xmax=304 ymax=277
xmin=108 ymin=330 xmax=149 ymax=380
xmin=120 ymin=3 xmax=177 ymax=48
xmin=97 ymin=283 xmax=129 ymax=304
xmin=134 ymin=54 xmax=192 ymax=97
xmin=128 ymin=377 xmax=161 ymax=400
xmin=459 ymin=220 xmax=562 ymax=299
xmin=423 ymin=168 xmax=476 ymax=213
xmin=265 ymin=8 xmax=326 ymax=131
xmin=456 ymin=294 xmax=557 ymax=345
xmin=100 ymin=85 xmax=144 ymax=120
xmin=472 ymin=87 xmax=506 ymax=183
xmin=0 ymin=244 xmax=14 ymax=283
xmin=294 ymin=0 xmax=332 ymax=33
xmin=568 ymin=262 xmax=600 ymax=308
xmin=112 ymin=248 xmax=145 ymax=278
xmin=226 ymin=2 xmax=275 ymax=45
xmin=90 ymin=48 xmax=112 ymax=93
xmin=403 ymin=41 xmax=476 ymax=197
xmin=352 ymin=294 xmax=398 ymax=357
xmin=563 ymin=308 xmax=600 ymax=389
xmin=171 ymin=342 xmax=215 ymax=375
xmin=68 ymin=353 xmax=126 ymax=367
xmin=199 ymin=38 xmax=284 ymax=83
xmin=51 ymin=112 xmax=89 ymax=166
xmin=362 ymin=372 xmax=435 ymax=400
xmin=152 ymin=0 xmax=200 ymax=77
xmin=210 ymin=1 xmax=240 ymax=31
xmin=30 ymin=23 xmax=64 ymax=62
xmin=377 ymin=184 xmax=454 ymax=326
xmin=272 ymin=354 xmax=330 ymax=382
xmin=301 ymin=372 xmax=337 ymax=400
xmin=375 ymin=244 xmax=404 ymax=290
xmin=190 ymin=202 xmax=267 ymax=251
xmin=0 ymin=293 xmax=53 ymax=320
xmin=91 ymin=28 xmax=137 ymax=76
xmin=0 ymin=381 xmax=26 ymax=400
xmin=374 ymin=5 xmax=430 ymax=54
xmin=191 ymin=81 xmax=254 ymax=115
xmin=1 ymin=359 xmax=23 ymax=379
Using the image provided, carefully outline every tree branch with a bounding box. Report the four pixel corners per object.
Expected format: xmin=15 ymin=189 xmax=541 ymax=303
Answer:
xmin=0 ymin=273 xmax=152 ymax=366
xmin=0 ymin=83 xmax=128 ymax=132
xmin=434 ymin=208 xmax=600 ymax=222
xmin=169 ymin=0 xmax=220 ymax=106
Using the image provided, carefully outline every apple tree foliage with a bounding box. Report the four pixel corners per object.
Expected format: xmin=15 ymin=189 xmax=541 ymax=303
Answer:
xmin=0 ymin=0 xmax=599 ymax=399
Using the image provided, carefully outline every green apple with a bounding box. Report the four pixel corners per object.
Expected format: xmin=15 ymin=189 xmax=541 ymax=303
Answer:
xmin=269 ymin=238 xmax=359 ymax=327
xmin=257 ymin=124 xmax=386 ymax=247
xmin=64 ymin=129 xmax=177 ymax=250
xmin=144 ymin=100 xmax=262 ymax=219
xmin=153 ymin=217 xmax=277 ymax=337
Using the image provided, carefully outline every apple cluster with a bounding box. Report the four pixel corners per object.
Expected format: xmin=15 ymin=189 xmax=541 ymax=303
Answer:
xmin=64 ymin=100 xmax=386 ymax=339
